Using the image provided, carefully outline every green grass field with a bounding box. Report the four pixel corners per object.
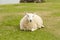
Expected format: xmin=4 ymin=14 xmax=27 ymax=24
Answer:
xmin=0 ymin=0 xmax=60 ymax=40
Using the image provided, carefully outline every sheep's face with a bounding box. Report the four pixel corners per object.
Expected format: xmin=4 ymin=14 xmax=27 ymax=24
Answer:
xmin=26 ymin=13 xmax=34 ymax=22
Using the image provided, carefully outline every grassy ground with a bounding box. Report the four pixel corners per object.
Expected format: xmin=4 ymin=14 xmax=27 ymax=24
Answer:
xmin=0 ymin=0 xmax=60 ymax=40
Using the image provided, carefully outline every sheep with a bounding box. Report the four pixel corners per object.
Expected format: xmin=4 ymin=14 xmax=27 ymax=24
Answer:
xmin=20 ymin=13 xmax=44 ymax=31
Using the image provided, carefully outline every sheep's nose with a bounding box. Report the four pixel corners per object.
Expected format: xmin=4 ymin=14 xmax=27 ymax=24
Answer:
xmin=30 ymin=20 xmax=32 ymax=22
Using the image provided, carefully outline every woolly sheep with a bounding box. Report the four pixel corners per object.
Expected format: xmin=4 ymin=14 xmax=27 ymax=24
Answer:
xmin=20 ymin=13 xmax=44 ymax=31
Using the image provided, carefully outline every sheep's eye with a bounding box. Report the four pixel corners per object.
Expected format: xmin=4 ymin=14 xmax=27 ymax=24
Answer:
xmin=27 ymin=15 xmax=29 ymax=17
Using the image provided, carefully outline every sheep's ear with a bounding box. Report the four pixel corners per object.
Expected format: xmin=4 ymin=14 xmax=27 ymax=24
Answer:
xmin=24 ymin=12 xmax=28 ymax=15
xmin=24 ymin=11 xmax=28 ymax=15
xmin=25 ymin=12 xmax=28 ymax=15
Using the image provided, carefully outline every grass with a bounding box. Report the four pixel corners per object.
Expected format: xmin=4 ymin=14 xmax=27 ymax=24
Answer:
xmin=0 ymin=0 xmax=60 ymax=40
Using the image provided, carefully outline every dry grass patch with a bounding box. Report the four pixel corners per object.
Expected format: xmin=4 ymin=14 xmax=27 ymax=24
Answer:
xmin=34 ymin=11 xmax=60 ymax=39
xmin=43 ymin=12 xmax=60 ymax=38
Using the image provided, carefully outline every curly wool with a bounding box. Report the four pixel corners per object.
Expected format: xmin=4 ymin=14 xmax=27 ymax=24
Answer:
xmin=20 ymin=13 xmax=44 ymax=31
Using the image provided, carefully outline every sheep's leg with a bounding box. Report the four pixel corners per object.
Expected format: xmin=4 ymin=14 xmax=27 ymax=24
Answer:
xmin=31 ymin=28 xmax=37 ymax=31
xmin=37 ymin=24 xmax=42 ymax=29
xmin=38 ymin=24 xmax=44 ymax=29
xmin=38 ymin=26 xmax=41 ymax=28
xmin=41 ymin=25 xmax=44 ymax=28
xmin=31 ymin=27 xmax=37 ymax=31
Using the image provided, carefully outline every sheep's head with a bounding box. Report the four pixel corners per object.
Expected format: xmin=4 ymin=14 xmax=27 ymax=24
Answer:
xmin=26 ymin=13 xmax=35 ymax=22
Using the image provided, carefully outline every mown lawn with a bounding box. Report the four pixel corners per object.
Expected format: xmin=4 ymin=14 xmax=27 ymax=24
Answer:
xmin=0 ymin=0 xmax=60 ymax=40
